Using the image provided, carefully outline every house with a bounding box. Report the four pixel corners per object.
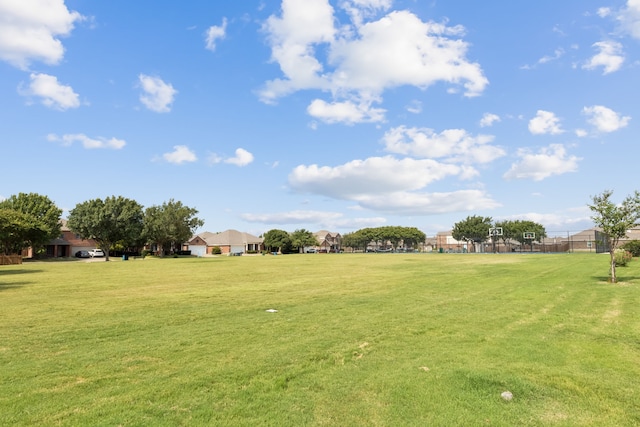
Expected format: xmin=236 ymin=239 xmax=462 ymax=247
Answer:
xmin=312 ymin=230 xmax=342 ymax=253
xmin=187 ymin=230 xmax=264 ymax=256
xmin=25 ymin=219 xmax=98 ymax=258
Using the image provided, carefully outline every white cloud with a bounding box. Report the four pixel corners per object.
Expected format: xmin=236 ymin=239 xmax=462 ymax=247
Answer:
xmin=406 ymin=100 xmax=422 ymax=114
xmin=498 ymin=207 xmax=593 ymax=232
xmin=582 ymin=40 xmax=625 ymax=74
xmin=356 ymin=189 xmax=500 ymax=215
xmin=287 ymin=155 xmax=499 ymax=215
xmin=20 ymin=72 xmax=80 ymax=110
xmin=340 ymin=0 xmax=392 ymax=27
xmin=240 ymin=209 xmax=387 ymax=230
xmin=479 ymin=113 xmax=500 ymax=127
xmin=162 ymin=145 xmax=197 ymax=164
xmin=260 ymin=2 xmax=488 ymax=122
xmin=537 ymin=48 xmax=565 ymax=65
xmin=0 ymin=0 xmax=83 ymax=69
xmin=208 ymin=148 xmax=254 ymax=166
xmin=307 ymin=98 xmax=386 ymax=124
xmin=289 ymin=156 xmax=462 ymax=199
xmin=138 ymin=74 xmax=177 ymax=113
xmin=224 ymin=148 xmax=254 ymax=166
xmin=617 ymin=0 xmax=640 ymax=39
xmin=503 ymin=144 xmax=581 ymax=181
xmin=598 ymin=7 xmax=612 ymax=18
xmin=528 ymin=110 xmax=564 ymax=135
xmin=382 ymin=126 xmax=505 ymax=165
xmin=241 ymin=210 xmax=343 ymax=224
xmin=582 ymin=105 xmax=631 ymax=133
xmin=205 ymin=18 xmax=227 ymax=51
xmin=47 ymin=133 xmax=126 ymax=150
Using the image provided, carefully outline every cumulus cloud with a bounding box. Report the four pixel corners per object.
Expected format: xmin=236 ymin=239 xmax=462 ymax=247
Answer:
xmin=503 ymin=144 xmax=581 ymax=181
xmin=499 ymin=208 xmax=593 ymax=232
xmin=479 ymin=113 xmax=500 ymax=128
xmin=241 ymin=210 xmax=344 ymax=224
xmin=582 ymin=105 xmax=630 ymax=133
xmin=0 ymin=0 xmax=83 ymax=69
xmin=406 ymin=100 xmax=422 ymax=114
xmin=582 ymin=40 xmax=625 ymax=74
xmin=355 ymin=189 xmax=500 ymax=215
xmin=617 ymin=0 xmax=640 ymax=39
xmin=224 ymin=148 xmax=254 ymax=166
xmin=240 ymin=209 xmax=387 ymax=229
xmin=307 ymin=98 xmax=386 ymax=124
xmin=528 ymin=110 xmax=564 ymax=135
xmin=260 ymin=1 xmax=488 ymax=123
xmin=19 ymin=73 xmax=80 ymax=110
xmin=162 ymin=145 xmax=197 ymax=164
xmin=207 ymin=148 xmax=254 ymax=166
xmin=382 ymin=126 xmax=505 ymax=165
xmin=205 ymin=18 xmax=227 ymax=51
xmin=288 ymin=155 xmax=498 ymax=215
xmin=47 ymin=133 xmax=126 ymax=150
xmin=138 ymin=74 xmax=177 ymax=113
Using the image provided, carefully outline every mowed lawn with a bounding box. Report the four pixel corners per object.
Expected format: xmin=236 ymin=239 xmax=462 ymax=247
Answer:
xmin=1 ymin=253 xmax=639 ymax=426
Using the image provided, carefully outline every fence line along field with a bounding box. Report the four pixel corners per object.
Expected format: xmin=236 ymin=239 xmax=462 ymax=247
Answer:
xmin=1 ymin=253 xmax=639 ymax=426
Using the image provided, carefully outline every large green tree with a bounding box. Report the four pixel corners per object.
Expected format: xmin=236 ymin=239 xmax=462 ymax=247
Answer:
xmin=67 ymin=196 xmax=144 ymax=261
xmin=290 ymin=229 xmax=318 ymax=253
xmin=452 ymin=215 xmax=493 ymax=250
xmin=495 ymin=220 xmax=547 ymax=251
xmin=143 ymin=199 xmax=203 ymax=256
xmin=588 ymin=190 xmax=640 ymax=283
xmin=0 ymin=209 xmax=46 ymax=255
xmin=262 ymin=229 xmax=291 ymax=253
xmin=0 ymin=192 xmax=62 ymax=254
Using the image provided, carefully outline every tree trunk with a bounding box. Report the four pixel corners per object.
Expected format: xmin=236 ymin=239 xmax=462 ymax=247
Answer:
xmin=609 ymin=249 xmax=617 ymax=283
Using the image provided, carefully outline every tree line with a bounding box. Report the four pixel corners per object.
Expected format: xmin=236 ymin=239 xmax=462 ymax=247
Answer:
xmin=0 ymin=193 xmax=203 ymax=261
xmin=451 ymin=215 xmax=547 ymax=252
xmin=342 ymin=226 xmax=427 ymax=252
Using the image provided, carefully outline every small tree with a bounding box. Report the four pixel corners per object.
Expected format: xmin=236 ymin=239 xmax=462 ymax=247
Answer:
xmin=588 ymin=190 xmax=640 ymax=283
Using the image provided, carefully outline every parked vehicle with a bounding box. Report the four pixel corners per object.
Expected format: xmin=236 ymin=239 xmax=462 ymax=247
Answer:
xmin=88 ymin=249 xmax=105 ymax=257
xmin=75 ymin=250 xmax=90 ymax=258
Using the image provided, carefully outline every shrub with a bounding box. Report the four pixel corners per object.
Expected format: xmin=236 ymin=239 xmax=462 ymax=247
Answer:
xmin=211 ymin=246 xmax=222 ymax=255
xmin=621 ymin=240 xmax=640 ymax=257
xmin=614 ymin=248 xmax=633 ymax=267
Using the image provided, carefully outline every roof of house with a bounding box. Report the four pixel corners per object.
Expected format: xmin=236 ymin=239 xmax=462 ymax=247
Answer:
xmin=190 ymin=229 xmax=263 ymax=246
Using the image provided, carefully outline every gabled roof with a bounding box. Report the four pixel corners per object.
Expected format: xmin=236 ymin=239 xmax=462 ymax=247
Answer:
xmin=190 ymin=229 xmax=263 ymax=246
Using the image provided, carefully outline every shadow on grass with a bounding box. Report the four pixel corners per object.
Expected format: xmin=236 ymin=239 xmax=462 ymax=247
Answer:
xmin=0 ymin=269 xmax=42 ymax=291
xmin=0 ymin=281 xmax=32 ymax=291
xmin=0 ymin=269 xmax=43 ymax=276
xmin=592 ymin=275 xmax=640 ymax=284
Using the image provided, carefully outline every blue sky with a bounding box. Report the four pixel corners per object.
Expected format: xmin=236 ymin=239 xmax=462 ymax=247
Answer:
xmin=1 ymin=0 xmax=638 ymax=237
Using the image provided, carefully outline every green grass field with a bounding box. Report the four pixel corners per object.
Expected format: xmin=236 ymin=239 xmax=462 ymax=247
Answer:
xmin=1 ymin=253 xmax=639 ymax=426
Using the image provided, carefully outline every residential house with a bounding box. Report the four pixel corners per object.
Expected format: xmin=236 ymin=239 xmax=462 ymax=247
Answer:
xmin=312 ymin=230 xmax=342 ymax=253
xmin=187 ymin=230 xmax=264 ymax=256
xmin=25 ymin=219 xmax=98 ymax=258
